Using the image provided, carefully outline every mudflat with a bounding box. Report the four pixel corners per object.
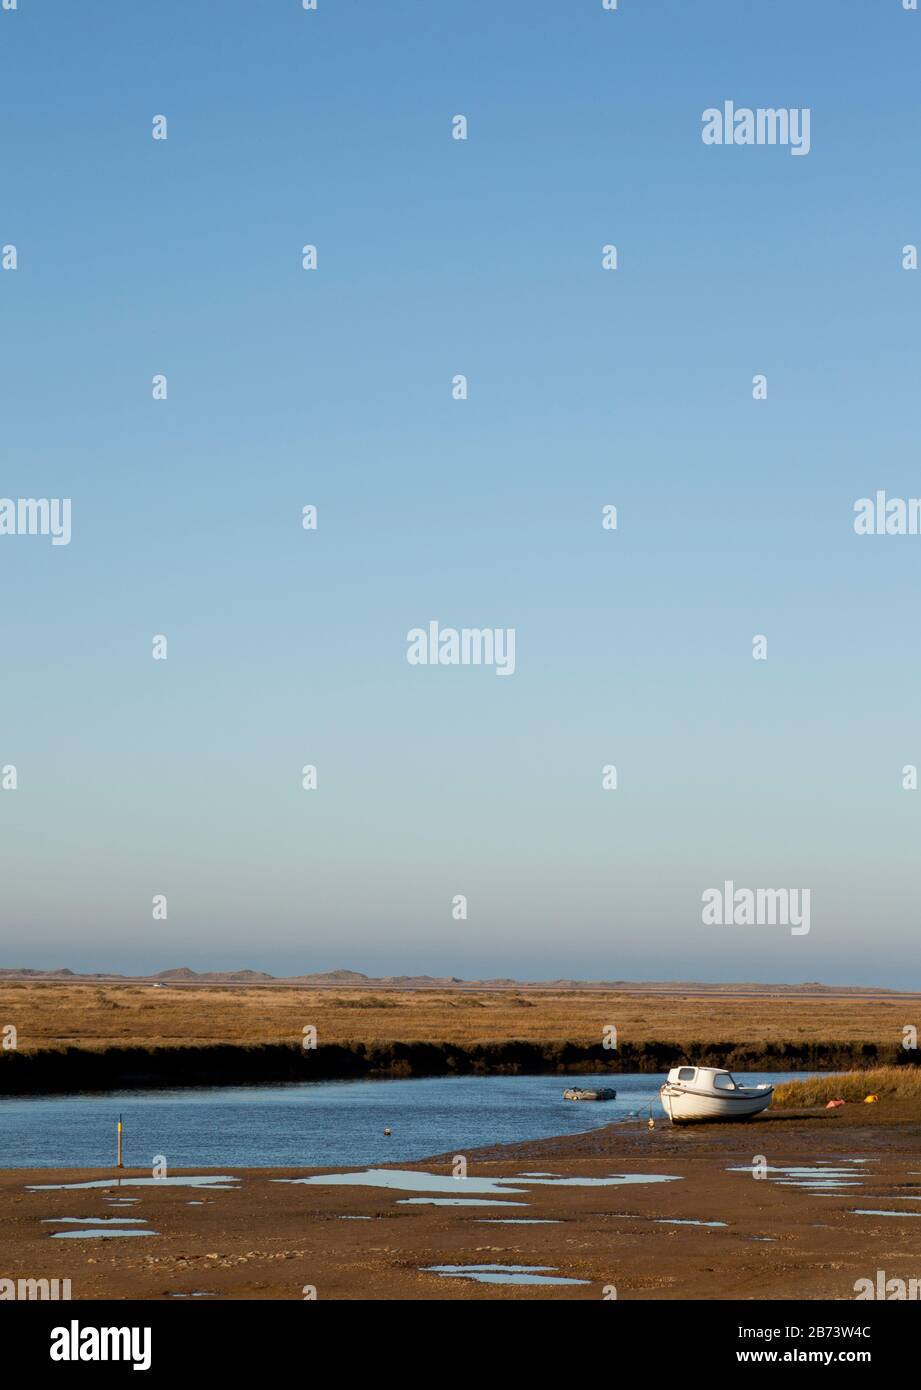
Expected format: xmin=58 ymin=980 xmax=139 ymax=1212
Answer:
xmin=4 ymin=1108 xmax=921 ymax=1301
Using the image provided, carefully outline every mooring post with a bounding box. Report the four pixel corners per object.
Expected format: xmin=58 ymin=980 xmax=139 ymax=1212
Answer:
xmin=116 ymin=1114 xmax=123 ymax=1169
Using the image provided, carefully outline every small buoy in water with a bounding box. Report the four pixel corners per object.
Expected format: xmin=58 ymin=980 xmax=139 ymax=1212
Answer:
xmin=864 ymin=1094 xmax=878 ymax=1104
xmin=383 ymin=1127 xmax=391 ymax=1136
xmin=647 ymin=1117 xmax=655 ymax=1129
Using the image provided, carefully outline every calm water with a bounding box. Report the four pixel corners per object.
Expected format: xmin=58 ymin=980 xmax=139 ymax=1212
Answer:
xmin=0 ymin=1072 xmax=809 ymax=1169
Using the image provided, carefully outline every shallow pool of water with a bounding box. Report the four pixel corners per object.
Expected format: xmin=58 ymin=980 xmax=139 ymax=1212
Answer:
xmin=398 ymin=1197 xmax=528 ymax=1208
xmin=850 ymin=1209 xmax=921 ymax=1218
xmin=277 ymin=1168 xmax=522 ymax=1194
xmin=609 ymin=1212 xmax=726 ymax=1228
xmin=51 ymin=1228 xmax=157 ymax=1240
xmin=41 ymin=1216 xmax=146 ymax=1225
xmin=423 ymin=1262 xmax=589 ymax=1287
xmin=727 ymin=1161 xmax=869 ymax=1192
xmin=476 ymin=1219 xmax=562 ymax=1225
xmin=26 ymin=1175 xmax=238 ymax=1192
xmin=656 ymin=1217 xmax=726 ymax=1227
xmin=277 ymin=1167 xmax=682 ymax=1197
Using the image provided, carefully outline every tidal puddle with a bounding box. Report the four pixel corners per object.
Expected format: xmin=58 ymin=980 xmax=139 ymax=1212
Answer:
xmin=28 ymin=1176 xmax=238 ymax=1192
xmin=609 ymin=1213 xmax=726 ymax=1228
xmin=655 ymin=1218 xmax=726 ymax=1228
xmin=423 ymin=1262 xmax=589 ymax=1287
xmin=775 ymin=1180 xmax=858 ymax=1189
xmin=727 ymin=1163 xmax=865 ymax=1191
xmin=51 ymin=1228 xmax=158 ymax=1239
xmin=278 ymin=1169 xmax=523 ymax=1195
xmin=850 ymin=1209 xmax=921 ymax=1218
xmin=476 ymin=1219 xmax=561 ymax=1225
xmin=42 ymin=1217 xmax=146 ymax=1226
xmin=338 ymin=1215 xmax=372 ymax=1220
xmin=790 ymin=1178 xmax=858 ymax=1186
xmin=513 ymin=1175 xmax=681 ymax=1189
xmin=277 ymin=1168 xmax=680 ymax=1196
xmin=169 ymin=1291 xmax=216 ymax=1298
xmin=398 ymin=1198 xmax=529 ymax=1208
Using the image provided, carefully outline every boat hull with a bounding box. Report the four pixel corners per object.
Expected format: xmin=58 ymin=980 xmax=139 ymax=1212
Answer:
xmin=660 ymin=1084 xmax=772 ymax=1124
xmin=563 ymin=1087 xmax=617 ymax=1102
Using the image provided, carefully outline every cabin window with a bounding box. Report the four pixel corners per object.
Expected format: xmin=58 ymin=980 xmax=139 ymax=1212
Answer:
xmin=713 ymin=1072 xmax=736 ymax=1090
xmin=677 ymin=1067 xmax=696 ymax=1081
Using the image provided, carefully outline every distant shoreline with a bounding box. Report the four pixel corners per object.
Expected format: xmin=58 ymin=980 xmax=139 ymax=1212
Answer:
xmin=0 ymin=968 xmax=910 ymax=996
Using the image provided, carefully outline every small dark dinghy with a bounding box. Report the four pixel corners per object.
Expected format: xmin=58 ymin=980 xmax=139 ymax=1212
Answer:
xmin=562 ymin=1087 xmax=617 ymax=1102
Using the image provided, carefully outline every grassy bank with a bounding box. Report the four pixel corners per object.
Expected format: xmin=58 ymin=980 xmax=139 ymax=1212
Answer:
xmin=773 ymin=1066 xmax=921 ymax=1107
xmin=1 ymin=1039 xmax=919 ymax=1096
xmin=2 ymin=980 xmax=917 ymax=1052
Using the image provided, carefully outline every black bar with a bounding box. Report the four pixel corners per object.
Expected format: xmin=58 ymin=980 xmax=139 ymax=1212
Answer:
xmin=4 ymin=1298 xmax=909 ymax=1377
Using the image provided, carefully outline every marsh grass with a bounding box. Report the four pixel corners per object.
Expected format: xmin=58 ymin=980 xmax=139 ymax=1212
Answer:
xmin=0 ymin=981 xmax=916 ymax=1054
xmin=334 ymin=996 xmax=401 ymax=1009
xmin=773 ymin=1066 xmax=921 ymax=1107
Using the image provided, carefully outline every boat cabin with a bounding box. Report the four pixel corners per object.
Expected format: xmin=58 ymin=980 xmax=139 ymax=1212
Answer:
xmin=665 ymin=1066 xmax=740 ymax=1090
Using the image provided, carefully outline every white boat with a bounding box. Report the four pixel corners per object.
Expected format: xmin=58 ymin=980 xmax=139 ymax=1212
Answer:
xmin=659 ymin=1066 xmax=772 ymax=1124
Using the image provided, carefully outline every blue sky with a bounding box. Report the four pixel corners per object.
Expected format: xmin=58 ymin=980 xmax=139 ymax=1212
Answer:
xmin=1 ymin=0 xmax=919 ymax=984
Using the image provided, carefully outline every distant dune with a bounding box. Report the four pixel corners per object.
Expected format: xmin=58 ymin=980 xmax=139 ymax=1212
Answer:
xmin=0 ymin=965 xmax=906 ymax=996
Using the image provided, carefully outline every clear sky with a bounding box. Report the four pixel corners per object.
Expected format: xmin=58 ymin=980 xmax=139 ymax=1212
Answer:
xmin=1 ymin=1 xmax=919 ymax=985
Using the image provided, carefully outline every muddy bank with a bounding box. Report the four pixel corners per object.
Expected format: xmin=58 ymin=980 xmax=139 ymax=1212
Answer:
xmin=4 ymin=1109 xmax=921 ymax=1300
xmin=0 ymin=1038 xmax=915 ymax=1096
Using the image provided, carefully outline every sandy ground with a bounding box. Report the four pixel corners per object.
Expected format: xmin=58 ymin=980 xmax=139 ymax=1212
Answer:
xmin=4 ymin=1108 xmax=921 ymax=1301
